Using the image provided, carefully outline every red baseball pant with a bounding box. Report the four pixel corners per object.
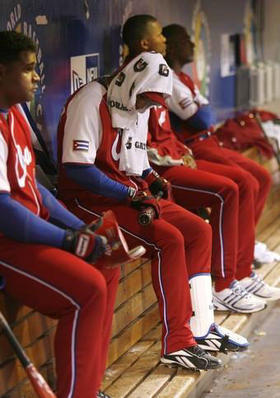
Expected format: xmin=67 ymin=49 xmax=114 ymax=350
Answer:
xmin=154 ymin=163 xmax=239 ymax=290
xmin=0 ymin=238 xmax=120 ymax=398
xmin=65 ymin=197 xmax=212 ymax=355
xmin=190 ymin=137 xmax=271 ymax=224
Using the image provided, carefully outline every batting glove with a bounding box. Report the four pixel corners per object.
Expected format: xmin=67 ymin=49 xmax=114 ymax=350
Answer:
xmin=144 ymin=169 xmax=171 ymax=199
xmin=129 ymin=190 xmax=161 ymax=219
xmin=63 ymin=224 xmax=109 ymax=263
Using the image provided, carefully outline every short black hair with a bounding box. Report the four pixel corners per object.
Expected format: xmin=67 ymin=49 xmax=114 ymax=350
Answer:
xmin=0 ymin=31 xmax=36 ymax=65
xmin=162 ymin=24 xmax=188 ymax=43
xmin=122 ymin=14 xmax=157 ymax=50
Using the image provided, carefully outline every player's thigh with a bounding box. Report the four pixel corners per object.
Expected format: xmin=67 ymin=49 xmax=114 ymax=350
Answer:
xmin=221 ymin=147 xmax=271 ymax=186
xmin=160 ymin=199 xmax=212 ymax=242
xmin=162 ymin=164 xmax=238 ymax=208
xmin=0 ymin=239 xmax=107 ymax=315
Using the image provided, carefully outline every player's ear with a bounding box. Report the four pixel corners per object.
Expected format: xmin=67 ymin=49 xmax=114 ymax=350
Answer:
xmin=140 ymin=38 xmax=150 ymax=51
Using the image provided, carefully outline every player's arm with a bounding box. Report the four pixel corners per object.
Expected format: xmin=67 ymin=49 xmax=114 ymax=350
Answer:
xmin=0 ymin=133 xmax=106 ymax=261
xmin=37 ymin=182 xmax=84 ymax=229
xmin=166 ymin=74 xmax=215 ymax=130
xmin=0 ymin=192 xmax=66 ymax=246
xmin=186 ymin=105 xmax=215 ymax=130
xmin=64 ymin=164 xmax=135 ymax=200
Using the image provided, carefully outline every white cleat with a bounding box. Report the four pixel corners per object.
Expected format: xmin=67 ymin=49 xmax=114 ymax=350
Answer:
xmin=239 ymin=272 xmax=280 ymax=301
xmin=213 ymin=280 xmax=266 ymax=313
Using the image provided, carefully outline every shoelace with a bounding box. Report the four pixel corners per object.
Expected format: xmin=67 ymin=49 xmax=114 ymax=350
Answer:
xmin=232 ymin=282 xmax=252 ymax=300
xmin=251 ymin=273 xmax=265 ymax=286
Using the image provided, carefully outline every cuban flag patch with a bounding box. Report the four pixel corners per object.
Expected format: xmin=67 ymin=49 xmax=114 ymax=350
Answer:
xmin=73 ymin=140 xmax=89 ymax=151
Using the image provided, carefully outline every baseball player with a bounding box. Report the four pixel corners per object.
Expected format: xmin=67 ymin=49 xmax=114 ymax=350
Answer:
xmin=0 ymin=31 xmax=119 ymax=398
xmin=57 ymin=49 xmax=249 ymax=367
xmin=161 ymin=23 xmax=280 ymax=303
xmin=121 ymin=15 xmax=273 ymax=313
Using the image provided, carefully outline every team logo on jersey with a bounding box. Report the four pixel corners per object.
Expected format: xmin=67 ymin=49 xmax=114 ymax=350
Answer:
xmin=73 ymin=140 xmax=89 ymax=151
xmin=125 ymin=137 xmax=132 ymax=150
xmin=115 ymin=72 xmax=126 ymax=87
xmin=134 ymin=58 xmax=148 ymax=72
xmin=15 ymin=144 xmax=32 ymax=188
xmin=111 ymin=130 xmax=122 ymax=161
xmin=159 ymin=64 xmax=169 ymax=77
xmin=71 ymin=53 xmax=100 ymax=93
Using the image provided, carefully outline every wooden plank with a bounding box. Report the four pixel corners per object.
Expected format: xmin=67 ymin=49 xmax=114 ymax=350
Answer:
xmin=102 ymin=340 xmax=155 ymax=390
xmin=108 ymin=304 xmax=160 ymax=366
xmin=106 ymin=342 xmax=162 ymax=398
xmin=115 ymin=261 xmax=152 ymax=308
xmin=120 ymin=258 xmax=150 ymax=279
xmin=141 ymin=324 xmax=161 ymax=341
xmin=127 ymin=363 xmax=175 ymax=398
xmin=155 ymin=369 xmax=200 ymax=398
xmin=112 ymin=284 xmax=157 ymax=337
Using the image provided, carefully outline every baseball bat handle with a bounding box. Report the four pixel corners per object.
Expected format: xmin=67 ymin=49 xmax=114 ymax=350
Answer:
xmin=0 ymin=312 xmax=56 ymax=398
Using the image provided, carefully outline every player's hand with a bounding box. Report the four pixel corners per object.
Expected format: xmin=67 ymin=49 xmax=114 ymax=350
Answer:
xmin=144 ymin=169 xmax=172 ymax=199
xmin=129 ymin=191 xmax=161 ymax=219
xmin=182 ymin=153 xmax=197 ymax=169
xmin=63 ymin=225 xmax=111 ymax=263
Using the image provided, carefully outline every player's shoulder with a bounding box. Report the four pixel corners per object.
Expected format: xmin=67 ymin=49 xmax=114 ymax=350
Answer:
xmin=69 ymin=80 xmax=107 ymax=110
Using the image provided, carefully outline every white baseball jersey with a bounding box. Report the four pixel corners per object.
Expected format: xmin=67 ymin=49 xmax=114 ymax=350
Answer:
xmin=166 ymin=71 xmax=208 ymax=120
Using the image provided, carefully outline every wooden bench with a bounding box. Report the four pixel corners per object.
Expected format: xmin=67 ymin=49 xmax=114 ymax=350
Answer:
xmin=1 ymin=146 xmax=280 ymax=398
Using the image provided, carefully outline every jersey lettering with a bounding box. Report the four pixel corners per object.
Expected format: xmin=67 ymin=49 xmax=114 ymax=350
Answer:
xmin=15 ymin=144 xmax=32 ymax=188
xmin=111 ymin=130 xmax=122 ymax=161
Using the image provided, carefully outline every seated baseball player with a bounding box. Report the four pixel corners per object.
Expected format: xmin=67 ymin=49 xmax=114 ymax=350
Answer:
xmin=162 ymin=23 xmax=280 ymax=304
xmin=121 ymin=15 xmax=268 ymax=315
xmin=57 ymin=49 xmax=249 ymax=369
xmin=0 ymin=31 xmax=119 ymax=398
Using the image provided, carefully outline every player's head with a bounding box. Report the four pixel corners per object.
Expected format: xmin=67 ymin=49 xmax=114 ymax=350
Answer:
xmin=122 ymin=15 xmax=166 ymax=58
xmin=162 ymin=24 xmax=195 ymax=67
xmin=0 ymin=31 xmax=39 ymax=107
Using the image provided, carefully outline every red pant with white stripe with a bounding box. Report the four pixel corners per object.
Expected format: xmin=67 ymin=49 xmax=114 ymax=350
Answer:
xmin=155 ymin=163 xmax=239 ymax=290
xmin=0 ymin=238 xmax=120 ymax=398
xmin=190 ymin=137 xmax=272 ymax=224
xmin=65 ymin=197 xmax=212 ymax=355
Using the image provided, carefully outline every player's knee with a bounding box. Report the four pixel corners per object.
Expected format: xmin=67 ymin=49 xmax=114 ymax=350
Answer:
xmin=187 ymin=216 xmax=212 ymax=243
xmin=164 ymin=226 xmax=185 ymax=251
xmin=85 ymin=271 xmax=107 ymax=303
xmin=222 ymin=179 xmax=239 ymax=199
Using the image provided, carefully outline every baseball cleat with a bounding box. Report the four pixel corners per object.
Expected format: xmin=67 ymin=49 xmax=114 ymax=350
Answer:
xmin=213 ymin=280 xmax=266 ymax=313
xmin=161 ymin=345 xmax=222 ymax=370
xmin=195 ymin=323 xmax=249 ymax=353
xmin=239 ymin=272 xmax=280 ymax=301
xmin=97 ymin=391 xmax=111 ymax=398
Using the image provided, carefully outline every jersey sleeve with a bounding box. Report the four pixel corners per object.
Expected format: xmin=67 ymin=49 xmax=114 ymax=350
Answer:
xmin=0 ymin=133 xmax=10 ymax=193
xmin=166 ymin=73 xmax=207 ymax=120
xmin=61 ymin=84 xmax=103 ymax=165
